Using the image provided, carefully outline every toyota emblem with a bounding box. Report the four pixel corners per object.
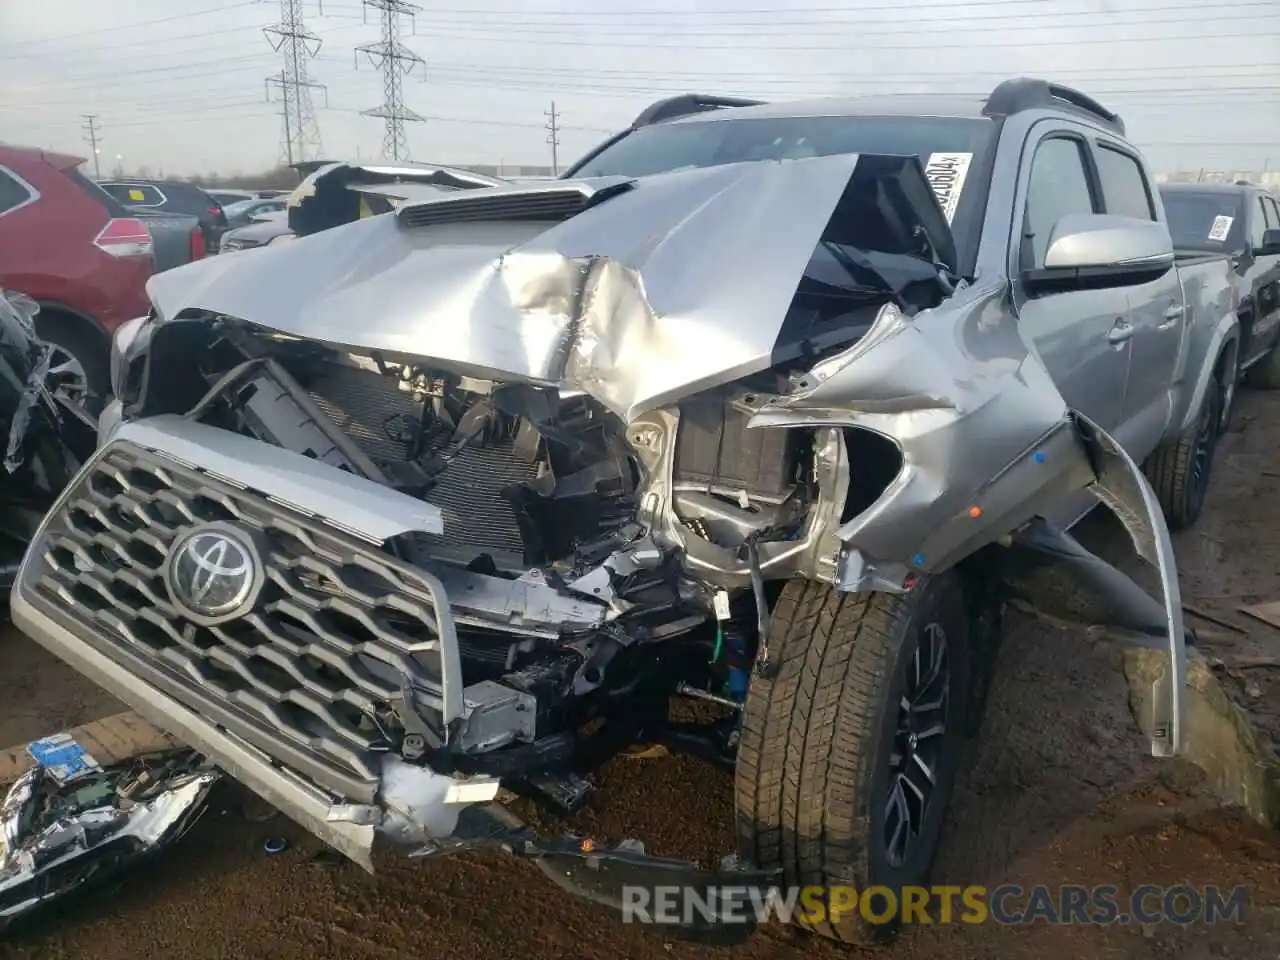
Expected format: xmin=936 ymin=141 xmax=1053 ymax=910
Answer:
xmin=164 ymin=523 xmax=263 ymax=624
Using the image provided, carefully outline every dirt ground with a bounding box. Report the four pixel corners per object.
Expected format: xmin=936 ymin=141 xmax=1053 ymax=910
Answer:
xmin=4 ymin=393 xmax=1280 ymax=960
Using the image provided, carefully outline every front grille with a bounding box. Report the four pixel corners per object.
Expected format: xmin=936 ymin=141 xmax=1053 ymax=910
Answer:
xmin=25 ymin=441 xmax=459 ymax=793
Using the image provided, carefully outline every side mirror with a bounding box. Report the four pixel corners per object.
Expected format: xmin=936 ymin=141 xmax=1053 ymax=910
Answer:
xmin=1023 ymin=213 xmax=1174 ymax=295
xmin=1258 ymin=228 xmax=1280 ymax=257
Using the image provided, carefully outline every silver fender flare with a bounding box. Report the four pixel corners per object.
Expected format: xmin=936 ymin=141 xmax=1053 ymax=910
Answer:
xmin=1075 ymin=412 xmax=1186 ymax=757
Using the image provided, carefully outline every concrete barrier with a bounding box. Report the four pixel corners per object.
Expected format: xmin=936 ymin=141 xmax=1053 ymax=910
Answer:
xmin=1125 ymin=646 xmax=1280 ymax=826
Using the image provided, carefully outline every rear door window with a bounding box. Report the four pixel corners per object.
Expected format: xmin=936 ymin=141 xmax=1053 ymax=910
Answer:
xmin=102 ymin=182 xmax=166 ymax=207
xmin=0 ymin=168 xmax=36 ymax=216
xmin=1264 ymin=196 xmax=1280 ymax=228
xmin=1093 ymin=144 xmax=1155 ymax=220
xmin=1251 ymin=195 xmax=1269 ymax=249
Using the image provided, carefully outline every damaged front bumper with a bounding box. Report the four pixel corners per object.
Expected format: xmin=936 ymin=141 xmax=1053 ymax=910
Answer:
xmin=0 ymin=739 xmax=775 ymax=941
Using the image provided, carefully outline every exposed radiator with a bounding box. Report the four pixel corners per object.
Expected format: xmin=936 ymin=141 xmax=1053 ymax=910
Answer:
xmin=305 ymin=361 xmax=537 ymax=558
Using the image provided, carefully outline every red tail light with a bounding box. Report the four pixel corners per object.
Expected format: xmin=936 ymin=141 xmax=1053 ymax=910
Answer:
xmin=94 ymin=218 xmax=153 ymax=259
xmin=190 ymin=226 xmax=206 ymax=260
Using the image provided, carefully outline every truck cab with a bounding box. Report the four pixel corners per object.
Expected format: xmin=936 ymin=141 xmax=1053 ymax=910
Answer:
xmin=1159 ymin=181 xmax=1280 ymax=382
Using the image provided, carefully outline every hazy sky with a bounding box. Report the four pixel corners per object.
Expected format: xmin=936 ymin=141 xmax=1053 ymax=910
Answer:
xmin=1 ymin=0 xmax=1276 ymax=177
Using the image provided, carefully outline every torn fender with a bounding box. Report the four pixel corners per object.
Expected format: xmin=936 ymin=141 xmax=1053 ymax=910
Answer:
xmin=750 ymin=292 xmax=1185 ymax=755
xmin=750 ymin=285 xmax=1099 ymax=577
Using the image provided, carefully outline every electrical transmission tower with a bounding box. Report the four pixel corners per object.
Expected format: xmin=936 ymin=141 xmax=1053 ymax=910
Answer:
xmin=356 ymin=0 xmax=425 ymax=161
xmin=81 ymin=115 xmax=102 ymax=178
xmin=544 ymin=102 xmax=560 ymax=176
xmin=263 ymin=0 xmax=326 ymax=166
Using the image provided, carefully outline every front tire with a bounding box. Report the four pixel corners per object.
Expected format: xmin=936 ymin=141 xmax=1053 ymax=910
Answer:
xmin=734 ymin=574 xmax=971 ymax=945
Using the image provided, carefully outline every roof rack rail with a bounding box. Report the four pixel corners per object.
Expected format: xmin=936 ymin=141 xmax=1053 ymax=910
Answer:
xmin=982 ymin=78 xmax=1124 ymax=135
xmin=630 ymin=94 xmax=766 ymax=129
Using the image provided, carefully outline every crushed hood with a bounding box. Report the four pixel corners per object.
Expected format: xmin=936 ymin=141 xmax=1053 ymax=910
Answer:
xmin=146 ymin=154 xmax=957 ymax=423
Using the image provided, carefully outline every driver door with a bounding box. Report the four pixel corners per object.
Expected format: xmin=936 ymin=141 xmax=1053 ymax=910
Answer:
xmin=1013 ymin=132 xmax=1130 ymax=434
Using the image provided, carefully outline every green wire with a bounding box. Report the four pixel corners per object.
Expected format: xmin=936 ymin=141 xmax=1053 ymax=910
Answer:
xmin=711 ymin=621 xmax=724 ymax=664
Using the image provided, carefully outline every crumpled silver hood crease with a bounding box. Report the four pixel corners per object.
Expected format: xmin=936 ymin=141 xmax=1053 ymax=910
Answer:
xmin=147 ymin=154 xmax=878 ymax=425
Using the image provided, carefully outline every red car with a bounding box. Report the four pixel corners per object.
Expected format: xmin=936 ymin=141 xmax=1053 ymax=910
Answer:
xmin=0 ymin=145 xmax=200 ymax=407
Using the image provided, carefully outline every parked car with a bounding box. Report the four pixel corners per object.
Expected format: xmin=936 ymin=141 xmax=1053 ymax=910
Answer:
xmin=12 ymin=79 xmax=1235 ymax=943
xmin=204 ymin=188 xmax=292 ymax=206
xmin=0 ymin=145 xmax=204 ymax=409
xmin=284 ymin=159 xmax=505 ymax=236
xmin=97 ymin=178 xmax=228 ymax=252
xmin=220 ymin=196 xmax=287 ymax=230
xmin=0 ymin=289 xmax=96 ymax=591
xmin=204 ymin=188 xmax=257 ymax=206
xmin=1159 ymin=181 xmax=1280 ymax=389
xmin=216 ymin=210 xmax=292 ymax=253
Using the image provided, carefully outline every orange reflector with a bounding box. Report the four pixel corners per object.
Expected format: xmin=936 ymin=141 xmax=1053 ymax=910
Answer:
xmin=967 ymin=505 xmax=983 ymax=519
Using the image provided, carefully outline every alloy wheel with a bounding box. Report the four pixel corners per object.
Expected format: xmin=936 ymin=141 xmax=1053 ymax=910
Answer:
xmin=884 ymin=621 xmax=951 ymax=869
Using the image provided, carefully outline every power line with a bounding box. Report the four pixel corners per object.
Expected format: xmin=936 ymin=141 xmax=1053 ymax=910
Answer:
xmin=400 ymin=25 xmax=1280 ymax=51
xmin=313 ymin=0 xmax=1280 ymax=18
xmin=391 ymin=4 xmax=1280 ymax=34
xmin=21 ymin=48 xmax=1279 ymax=100
xmin=0 ymin=1 xmax=258 ymax=49
xmin=545 ymin=101 xmax=560 ymax=175
xmin=356 ymin=0 xmax=426 ymax=160
xmin=81 ymin=114 xmax=102 ymax=177
xmin=264 ymin=0 xmax=327 ymax=166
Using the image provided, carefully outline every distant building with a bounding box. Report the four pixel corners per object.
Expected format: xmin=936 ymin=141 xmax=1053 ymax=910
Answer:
xmin=1155 ymin=169 xmax=1278 ymax=189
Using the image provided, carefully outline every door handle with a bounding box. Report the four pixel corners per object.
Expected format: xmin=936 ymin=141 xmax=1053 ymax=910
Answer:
xmin=1158 ymin=301 xmax=1183 ymax=330
xmin=1107 ymin=318 xmax=1135 ymax=345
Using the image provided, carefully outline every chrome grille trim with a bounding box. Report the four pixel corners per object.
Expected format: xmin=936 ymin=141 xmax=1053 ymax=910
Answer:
xmin=23 ymin=439 xmax=461 ymax=789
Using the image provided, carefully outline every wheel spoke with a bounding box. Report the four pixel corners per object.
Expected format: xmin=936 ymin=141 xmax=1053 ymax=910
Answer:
xmin=910 ymin=751 xmax=937 ymax=786
xmin=883 ymin=778 xmax=911 ymax=866
xmin=914 ymin=722 xmax=946 ymax=742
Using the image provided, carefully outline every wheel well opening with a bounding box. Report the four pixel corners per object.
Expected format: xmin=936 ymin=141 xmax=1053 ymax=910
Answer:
xmin=32 ymin=304 xmax=108 ymax=350
xmin=1215 ymin=339 xmax=1239 ymax=382
xmin=840 ymin=427 xmax=904 ymax=524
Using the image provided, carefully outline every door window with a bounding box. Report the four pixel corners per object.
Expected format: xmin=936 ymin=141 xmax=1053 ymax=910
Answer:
xmin=103 ymin=183 xmax=166 ymax=207
xmin=1094 ymin=144 xmax=1155 ymax=220
xmin=0 ymin=169 xmax=34 ymax=216
xmin=1252 ymin=196 xmax=1269 ymax=248
xmin=1262 ymin=196 xmax=1280 ymax=229
xmin=1022 ymin=137 xmax=1098 ymax=269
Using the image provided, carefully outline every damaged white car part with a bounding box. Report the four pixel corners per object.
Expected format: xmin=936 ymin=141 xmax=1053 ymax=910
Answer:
xmin=0 ymin=751 xmax=218 ymax=928
xmin=16 ymin=78 xmax=1215 ymax=946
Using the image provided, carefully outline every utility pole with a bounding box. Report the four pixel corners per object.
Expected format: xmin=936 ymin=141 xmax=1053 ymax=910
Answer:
xmin=357 ymin=0 xmax=425 ymax=161
xmin=81 ymin=114 xmax=102 ymax=178
xmin=264 ymin=0 xmax=326 ymax=166
xmin=545 ymin=101 xmax=560 ymax=176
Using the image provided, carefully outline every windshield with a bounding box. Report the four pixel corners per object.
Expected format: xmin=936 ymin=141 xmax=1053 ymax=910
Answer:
xmin=1160 ymin=190 xmax=1246 ymax=254
xmin=567 ymin=114 xmax=996 ymax=270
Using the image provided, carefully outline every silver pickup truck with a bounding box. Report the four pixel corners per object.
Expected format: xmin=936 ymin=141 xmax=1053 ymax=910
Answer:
xmin=8 ymin=78 xmax=1239 ymax=943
